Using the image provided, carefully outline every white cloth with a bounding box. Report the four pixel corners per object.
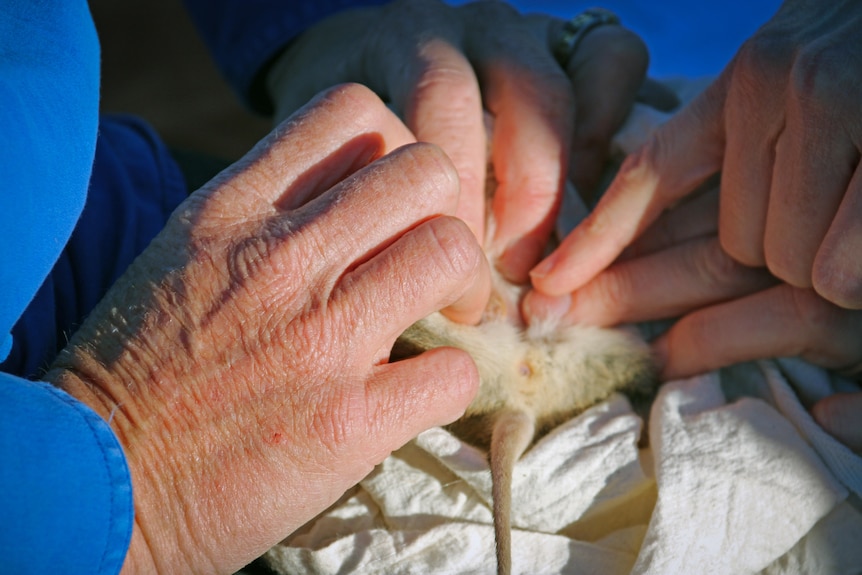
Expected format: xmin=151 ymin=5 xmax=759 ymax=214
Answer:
xmin=265 ymin=360 xmax=862 ymax=574
xmin=263 ymin=79 xmax=862 ymax=575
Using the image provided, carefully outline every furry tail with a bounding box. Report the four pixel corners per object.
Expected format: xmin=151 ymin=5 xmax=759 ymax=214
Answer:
xmin=489 ymin=409 xmax=535 ymax=575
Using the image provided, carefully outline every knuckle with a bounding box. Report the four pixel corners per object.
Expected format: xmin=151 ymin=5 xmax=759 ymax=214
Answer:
xmin=787 ymin=287 xmax=841 ymax=338
xmin=423 ymin=216 xmax=484 ymax=282
xmin=534 ymin=68 xmax=575 ymax=106
xmin=320 ymin=83 xmax=386 ymax=121
xmin=718 ymin=226 xmax=765 ymax=268
xmin=694 ymin=239 xmax=748 ymax=287
xmin=509 ymin=69 xmax=575 ymax=132
xmin=406 ymin=57 xmax=481 ymax=123
xmin=299 ymin=83 xmax=392 ymax=139
xmin=734 ymin=33 xmax=794 ymax=78
xmin=226 ymin=218 xmax=316 ymax=295
xmin=680 ymin=312 xmax=712 ymax=351
xmin=395 ymin=142 xmax=461 ymax=207
xmin=498 ymin=169 xmax=560 ymax=215
xmin=789 ymin=44 xmax=857 ymax=111
xmin=764 ymin=241 xmax=812 ymax=289
xmin=416 ymin=216 xmax=485 ymax=296
xmin=227 ymin=233 xmax=279 ymax=285
xmin=727 ymin=33 xmax=793 ymax=105
xmin=410 ymin=58 xmax=479 ymax=108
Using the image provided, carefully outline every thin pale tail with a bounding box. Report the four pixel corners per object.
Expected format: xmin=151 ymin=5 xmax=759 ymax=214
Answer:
xmin=489 ymin=409 xmax=535 ymax=575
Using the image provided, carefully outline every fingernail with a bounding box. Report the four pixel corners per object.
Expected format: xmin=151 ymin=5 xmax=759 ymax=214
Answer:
xmin=523 ymin=291 xmax=571 ymax=323
xmin=529 ymin=254 xmax=557 ymax=280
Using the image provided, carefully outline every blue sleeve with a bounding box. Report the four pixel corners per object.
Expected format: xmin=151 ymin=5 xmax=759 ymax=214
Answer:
xmin=182 ymin=0 xmax=390 ymax=113
xmin=0 ymin=1 xmax=98 ymax=360
xmin=0 ymin=2 xmax=134 ymax=573
xmin=0 ymin=375 xmax=133 ymax=574
xmin=1 ymin=115 xmax=188 ymax=380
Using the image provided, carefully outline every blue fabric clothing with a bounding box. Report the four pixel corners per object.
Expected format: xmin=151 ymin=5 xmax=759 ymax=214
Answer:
xmin=182 ymin=0 xmax=389 ymax=113
xmin=0 ymin=1 xmax=100 ymax=364
xmin=0 ymin=376 xmax=133 ymax=574
xmin=1 ymin=0 xmax=386 ymax=572
xmin=0 ymin=3 xmax=132 ymax=573
xmin=1 ymin=115 xmax=188 ymax=380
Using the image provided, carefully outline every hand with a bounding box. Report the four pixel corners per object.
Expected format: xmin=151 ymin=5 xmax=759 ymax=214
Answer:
xmin=528 ymin=0 xmax=862 ymax=303
xmin=44 ymin=84 xmax=490 ymax=574
xmin=267 ymin=0 xmax=649 ymax=283
xmin=524 ymin=0 xmax=862 ymax=453
xmin=525 ymin=0 xmax=862 ymax=370
xmin=526 ymin=182 xmax=862 ymax=453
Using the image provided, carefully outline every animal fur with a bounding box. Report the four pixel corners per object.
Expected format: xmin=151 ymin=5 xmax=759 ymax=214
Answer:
xmin=391 ymin=266 xmax=657 ymax=575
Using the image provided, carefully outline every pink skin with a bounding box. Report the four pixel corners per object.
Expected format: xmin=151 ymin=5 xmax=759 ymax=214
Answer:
xmin=268 ymin=0 xmax=650 ymax=283
xmin=46 ymin=85 xmax=492 ymax=574
xmin=525 ymin=0 xmax=862 ymax=454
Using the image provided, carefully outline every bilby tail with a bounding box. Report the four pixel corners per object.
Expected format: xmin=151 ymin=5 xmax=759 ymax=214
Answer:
xmin=489 ymin=409 xmax=535 ymax=575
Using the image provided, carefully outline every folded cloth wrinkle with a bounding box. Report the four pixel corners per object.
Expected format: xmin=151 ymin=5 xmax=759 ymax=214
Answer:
xmin=768 ymin=359 xmax=862 ymax=500
xmin=634 ymin=368 xmax=851 ymax=575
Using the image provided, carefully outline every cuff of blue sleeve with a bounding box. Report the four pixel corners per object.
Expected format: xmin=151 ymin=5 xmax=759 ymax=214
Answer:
xmin=0 ymin=375 xmax=134 ymax=574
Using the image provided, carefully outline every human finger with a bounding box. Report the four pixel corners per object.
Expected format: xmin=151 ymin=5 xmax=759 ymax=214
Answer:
xmin=288 ymin=142 xmax=462 ymax=285
xmin=361 ymin=347 xmax=480 ymax=463
xmin=460 ymin=3 xmax=574 ymax=281
xmin=717 ymin=36 xmax=789 ymax=267
xmin=560 ymin=24 xmax=649 ymax=198
xmin=369 ymin=0 xmax=488 ymax=243
xmin=812 ymin=392 xmax=862 ymax=454
xmin=620 ymin=181 xmax=719 ymax=260
xmin=636 ymin=77 xmax=681 ymax=112
xmin=814 ymin=163 xmax=862 ymax=307
xmin=529 ymin=76 xmax=729 ymax=297
xmin=265 ymin=2 xmax=487 ymax=240
xmin=211 ymin=84 xmax=415 ymax=215
xmin=764 ymin=52 xmax=859 ymax=287
xmin=523 ymin=236 xmax=775 ymax=327
xmin=654 ymin=284 xmax=862 ymax=380
xmin=336 ymin=215 xmax=490 ymax=355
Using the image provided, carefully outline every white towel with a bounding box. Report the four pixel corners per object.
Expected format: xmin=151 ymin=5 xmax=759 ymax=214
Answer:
xmin=264 ymin=361 xmax=862 ymax=574
xmin=263 ymin=78 xmax=862 ymax=575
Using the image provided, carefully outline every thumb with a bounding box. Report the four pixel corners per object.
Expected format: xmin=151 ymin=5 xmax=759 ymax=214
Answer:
xmin=529 ymin=74 xmax=730 ymax=297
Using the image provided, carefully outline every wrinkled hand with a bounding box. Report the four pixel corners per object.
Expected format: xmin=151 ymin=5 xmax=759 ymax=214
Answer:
xmin=44 ymin=85 xmax=490 ymax=574
xmin=268 ymin=0 xmax=648 ymax=283
xmin=524 ymin=0 xmax=862 ymax=451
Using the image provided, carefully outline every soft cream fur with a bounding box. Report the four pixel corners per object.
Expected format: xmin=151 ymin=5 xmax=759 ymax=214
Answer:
xmin=392 ymin=265 xmax=657 ymax=575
